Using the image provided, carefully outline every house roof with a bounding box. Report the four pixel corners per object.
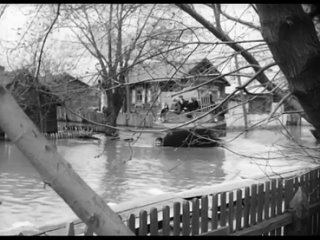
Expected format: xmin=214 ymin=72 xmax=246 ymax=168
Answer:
xmin=0 ymin=66 xmax=98 ymax=104
xmin=128 ymin=58 xmax=230 ymax=87
xmin=40 ymin=72 xmax=100 ymax=99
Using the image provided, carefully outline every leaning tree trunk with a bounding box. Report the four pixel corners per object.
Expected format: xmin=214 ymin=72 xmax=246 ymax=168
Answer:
xmin=256 ymin=4 xmax=320 ymax=138
xmin=0 ymin=86 xmax=133 ymax=235
xmin=103 ymin=88 xmax=124 ymax=136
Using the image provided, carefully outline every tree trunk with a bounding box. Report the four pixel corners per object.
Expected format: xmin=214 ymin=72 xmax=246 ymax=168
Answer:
xmin=256 ymin=4 xmax=320 ymax=137
xmin=0 ymin=86 xmax=133 ymax=235
xmin=103 ymin=88 xmax=124 ymax=136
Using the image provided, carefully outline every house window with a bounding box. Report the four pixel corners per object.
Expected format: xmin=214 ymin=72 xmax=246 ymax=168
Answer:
xmin=210 ymin=89 xmax=219 ymax=102
xmin=136 ymin=87 xmax=145 ymax=104
xmin=248 ymin=95 xmax=272 ymax=114
xmin=136 ymin=89 xmax=143 ymax=103
xmin=147 ymin=89 xmax=151 ymax=103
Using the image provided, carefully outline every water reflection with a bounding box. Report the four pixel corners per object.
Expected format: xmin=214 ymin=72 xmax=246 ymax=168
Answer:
xmin=98 ymin=138 xmax=226 ymax=203
xmin=0 ymin=126 xmax=319 ymax=234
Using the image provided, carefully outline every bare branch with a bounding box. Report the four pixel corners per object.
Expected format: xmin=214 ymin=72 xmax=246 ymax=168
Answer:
xmin=266 ymin=91 xmax=292 ymax=123
xmin=0 ymin=4 xmax=7 ymax=19
xmin=35 ymin=3 xmax=60 ymax=81
xmin=108 ymin=4 xmax=113 ymax=69
xmin=169 ymin=62 xmax=277 ymax=130
xmin=124 ymin=5 xmax=156 ymax=68
xmin=176 ymin=3 xmax=306 ymax=120
xmin=213 ymin=4 xmax=223 ymax=31
xmin=220 ymin=5 xmax=261 ymax=31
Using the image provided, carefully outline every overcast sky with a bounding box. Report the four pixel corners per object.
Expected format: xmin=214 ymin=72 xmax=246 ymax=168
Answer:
xmin=0 ymin=4 xmax=273 ymax=91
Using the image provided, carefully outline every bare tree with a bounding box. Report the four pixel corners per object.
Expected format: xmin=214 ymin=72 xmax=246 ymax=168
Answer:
xmin=57 ymin=4 xmax=194 ymax=135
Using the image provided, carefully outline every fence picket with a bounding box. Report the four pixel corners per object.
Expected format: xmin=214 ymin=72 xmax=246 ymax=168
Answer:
xmin=84 ymin=225 xmax=94 ymax=236
xmin=243 ymin=187 xmax=250 ymax=229
xmin=316 ymin=169 xmax=320 ymax=235
xmin=317 ymin=168 xmax=320 ymax=203
xmin=311 ymin=170 xmax=317 ymax=204
xmin=300 ymin=174 xmax=306 ymax=194
xmin=257 ymin=184 xmax=264 ymax=225
xmin=150 ymin=207 xmax=158 ymax=236
xmin=250 ymin=184 xmax=257 ymax=226
xmin=236 ymin=189 xmax=242 ymax=231
xmin=306 ymin=172 xmax=312 ymax=234
xmin=192 ymin=198 xmax=200 ymax=235
xmin=284 ymin=178 xmax=293 ymax=235
xmin=182 ymin=201 xmax=190 ymax=236
xmin=139 ymin=210 xmax=148 ymax=236
xmin=275 ymin=179 xmax=283 ymax=236
xmin=264 ymin=181 xmax=270 ymax=221
xmin=228 ymin=191 xmax=234 ymax=233
xmin=311 ymin=170 xmax=317 ymax=235
xmin=220 ymin=192 xmax=227 ymax=227
xmin=201 ymin=195 xmax=208 ymax=234
xmin=293 ymin=176 xmax=299 ymax=194
xmin=269 ymin=180 xmax=277 ymax=236
xmin=66 ymin=222 xmax=75 ymax=236
xmin=127 ymin=214 xmax=136 ymax=234
xmin=173 ymin=202 xmax=181 ymax=236
xmin=211 ymin=194 xmax=218 ymax=231
xmin=162 ymin=206 xmax=170 ymax=236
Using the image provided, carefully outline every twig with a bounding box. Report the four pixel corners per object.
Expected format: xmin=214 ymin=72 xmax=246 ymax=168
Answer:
xmin=35 ymin=4 xmax=61 ymax=81
xmin=266 ymin=91 xmax=291 ymax=123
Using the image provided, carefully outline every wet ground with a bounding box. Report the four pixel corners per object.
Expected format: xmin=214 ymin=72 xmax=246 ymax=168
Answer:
xmin=0 ymin=126 xmax=319 ymax=234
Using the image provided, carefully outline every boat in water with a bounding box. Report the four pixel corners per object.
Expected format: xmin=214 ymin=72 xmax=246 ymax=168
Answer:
xmin=154 ymin=109 xmax=226 ymax=147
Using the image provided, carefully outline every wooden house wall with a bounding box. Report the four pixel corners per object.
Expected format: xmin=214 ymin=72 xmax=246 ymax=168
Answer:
xmin=24 ymin=103 xmax=58 ymax=134
xmin=248 ymin=95 xmax=272 ymax=114
xmin=43 ymin=104 xmax=58 ymax=133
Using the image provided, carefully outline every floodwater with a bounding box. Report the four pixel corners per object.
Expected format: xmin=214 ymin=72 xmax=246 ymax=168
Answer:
xmin=0 ymin=126 xmax=319 ymax=234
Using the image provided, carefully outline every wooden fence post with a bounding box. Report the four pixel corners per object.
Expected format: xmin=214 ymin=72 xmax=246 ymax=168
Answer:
xmin=287 ymin=186 xmax=309 ymax=235
xmin=0 ymin=86 xmax=133 ymax=235
xmin=66 ymin=222 xmax=75 ymax=236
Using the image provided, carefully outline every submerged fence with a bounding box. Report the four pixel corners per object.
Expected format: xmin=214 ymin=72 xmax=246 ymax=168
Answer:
xmin=29 ymin=167 xmax=320 ymax=236
xmin=57 ymin=106 xmax=154 ymax=128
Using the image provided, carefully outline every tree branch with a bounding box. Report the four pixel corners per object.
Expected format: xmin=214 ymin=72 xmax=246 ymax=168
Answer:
xmin=176 ymin=3 xmax=306 ymax=121
xmin=219 ymin=5 xmax=261 ymax=31
xmin=35 ymin=4 xmax=61 ymax=81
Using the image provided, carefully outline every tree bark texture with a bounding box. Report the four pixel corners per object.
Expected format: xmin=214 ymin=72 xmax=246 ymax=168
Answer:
xmin=0 ymin=86 xmax=133 ymax=235
xmin=256 ymin=4 xmax=320 ymax=134
xmin=103 ymin=87 xmax=125 ymax=136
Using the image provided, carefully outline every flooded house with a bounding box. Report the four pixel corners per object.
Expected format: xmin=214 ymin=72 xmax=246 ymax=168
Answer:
xmin=225 ymin=85 xmax=305 ymax=129
xmin=178 ymin=58 xmax=230 ymax=117
xmin=120 ymin=58 xmax=230 ymax=117
xmin=0 ymin=67 xmax=101 ymax=138
xmin=44 ymin=73 xmax=101 ymax=125
xmin=99 ymin=58 xmax=229 ymax=127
